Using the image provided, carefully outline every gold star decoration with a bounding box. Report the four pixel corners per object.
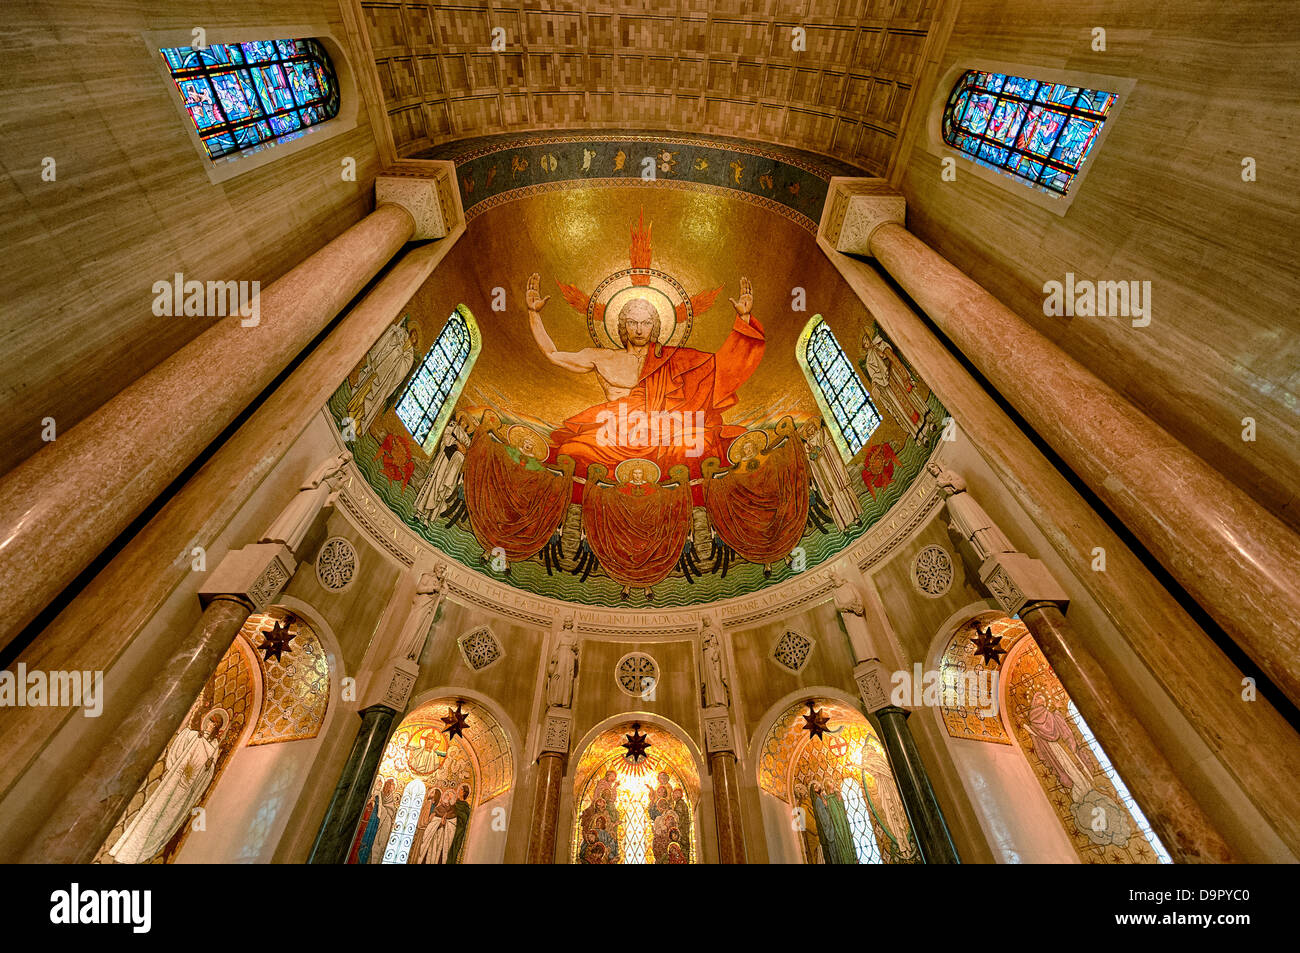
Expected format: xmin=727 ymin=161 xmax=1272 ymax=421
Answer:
xmin=621 ymin=723 xmax=652 ymax=763
xmin=257 ymin=619 xmax=296 ymax=664
xmin=441 ymin=700 xmax=470 ymax=740
xmin=801 ymin=701 xmax=831 ymax=740
xmin=971 ymin=624 xmax=1008 ymax=668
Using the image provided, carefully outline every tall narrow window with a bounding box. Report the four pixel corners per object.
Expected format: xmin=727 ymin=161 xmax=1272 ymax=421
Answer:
xmin=942 ymin=70 xmax=1117 ymax=196
xmin=1067 ymin=701 xmax=1173 ymax=864
xmin=804 ymin=320 xmax=880 ymax=457
xmin=395 ymin=310 xmax=473 ymax=446
xmin=160 ymin=38 xmax=340 ymax=160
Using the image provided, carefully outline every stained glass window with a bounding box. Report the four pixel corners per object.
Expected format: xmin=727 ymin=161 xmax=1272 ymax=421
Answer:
xmin=160 ymin=38 xmax=340 ymax=161
xmin=942 ymin=70 xmax=1117 ymax=196
xmin=839 ymin=777 xmax=884 ymax=865
xmin=806 ymin=321 xmax=880 ymax=456
xmin=395 ymin=310 xmax=472 ymax=445
xmin=1067 ymin=701 xmax=1173 ymax=864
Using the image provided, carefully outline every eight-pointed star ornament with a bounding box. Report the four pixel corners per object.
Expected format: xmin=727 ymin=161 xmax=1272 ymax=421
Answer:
xmin=441 ymin=700 xmax=470 ymax=740
xmin=257 ymin=619 xmax=296 ymax=664
xmin=801 ymin=701 xmax=831 ymax=740
xmin=621 ymin=723 xmax=652 ymax=763
xmin=971 ymin=623 xmax=1008 ymax=668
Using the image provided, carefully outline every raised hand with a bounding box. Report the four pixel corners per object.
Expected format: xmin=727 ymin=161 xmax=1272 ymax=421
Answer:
xmin=526 ymin=272 xmax=551 ymax=314
xmin=728 ymin=276 xmax=754 ymax=322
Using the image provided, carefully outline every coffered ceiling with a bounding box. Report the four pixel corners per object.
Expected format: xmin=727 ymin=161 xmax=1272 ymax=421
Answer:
xmin=356 ymin=0 xmax=942 ymax=173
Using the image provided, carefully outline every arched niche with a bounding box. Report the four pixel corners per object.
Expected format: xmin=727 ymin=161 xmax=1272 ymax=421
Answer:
xmin=95 ymin=603 xmax=339 ymax=864
xmin=752 ymin=689 xmax=917 ymax=865
xmin=344 ymin=691 xmax=516 ymax=865
xmin=568 ymin=715 xmax=703 ymax=865
xmin=926 ymin=606 xmax=1169 ymax=864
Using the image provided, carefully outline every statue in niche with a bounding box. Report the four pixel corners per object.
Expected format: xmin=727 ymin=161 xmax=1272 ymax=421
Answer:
xmin=545 ymin=616 xmax=578 ymax=709
xmin=700 ymin=617 xmax=730 ymax=709
xmin=108 ymin=707 xmax=230 ymax=864
xmin=259 ymin=451 xmax=352 ymax=553
xmin=925 ymin=462 xmax=1017 ymax=562
xmin=396 ymin=564 xmax=445 ymax=661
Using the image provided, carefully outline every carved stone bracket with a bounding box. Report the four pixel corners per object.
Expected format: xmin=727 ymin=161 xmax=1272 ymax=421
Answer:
xmin=853 ymin=659 xmax=894 ymax=714
xmin=820 ymin=178 xmax=906 ymax=256
xmin=375 ymin=174 xmax=448 ymax=240
xmin=978 ymin=552 xmax=1069 ymax=616
xmin=366 ymin=657 xmax=420 ymax=712
xmin=703 ymin=705 xmax=735 ymax=754
xmin=198 ymin=542 xmax=296 ymax=612
xmin=540 ymin=706 xmax=574 ymax=757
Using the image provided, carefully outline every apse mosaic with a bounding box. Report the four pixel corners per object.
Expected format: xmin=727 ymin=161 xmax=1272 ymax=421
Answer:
xmin=942 ymin=70 xmax=1117 ymax=196
xmin=1004 ymin=639 xmax=1171 ymax=864
xmin=759 ymin=698 xmax=918 ymax=865
xmin=160 ymin=38 xmax=340 ymax=160
xmin=95 ymin=608 xmax=329 ymax=864
xmin=328 ymin=197 xmax=944 ymax=608
xmin=346 ymin=698 xmax=512 ymax=864
xmin=938 ymin=613 xmax=1029 ymax=745
xmin=571 ymin=722 xmax=700 ymax=865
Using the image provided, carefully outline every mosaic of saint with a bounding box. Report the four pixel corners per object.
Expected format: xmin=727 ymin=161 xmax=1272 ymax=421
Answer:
xmin=330 ymin=189 xmax=945 ymax=607
xmin=571 ymin=723 xmax=699 ymax=865
xmin=759 ymin=698 xmax=918 ymax=865
xmin=347 ymin=698 xmax=512 ymax=864
xmin=96 ymin=609 xmax=328 ymax=864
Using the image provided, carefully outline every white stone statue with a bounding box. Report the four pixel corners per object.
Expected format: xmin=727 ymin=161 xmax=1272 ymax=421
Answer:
xmin=395 ymin=564 xmax=445 ymax=661
xmin=259 ymin=451 xmax=352 ymax=554
xmin=829 ymin=569 xmax=877 ymax=661
xmin=346 ymin=320 xmax=418 ymax=436
xmin=830 ymin=569 xmax=864 ymax=617
xmin=864 ymin=332 xmax=932 ymax=441
xmin=545 ymin=616 xmax=578 ymax=709
xmin=803 ymin=420 xmax=862 ymax=531
xmin=413 ymin=414 xmax=471 ymax=523
xmin=925 ymin=462 xmax=1017 ymax=561
xmin=700 ymin=617 xmax=730 ymax=709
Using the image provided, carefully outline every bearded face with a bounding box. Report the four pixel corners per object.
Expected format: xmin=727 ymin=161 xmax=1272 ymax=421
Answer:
xmin=617 ymin=299 xmax=661 ymax=349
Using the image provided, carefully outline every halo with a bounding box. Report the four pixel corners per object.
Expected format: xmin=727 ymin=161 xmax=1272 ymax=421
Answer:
xmin=727 ymin=429 xmax=769 ymax=466
xmin=506 ymin=424 xmax=549 ymax=459
xmin=202 ymin=707 xmax=231 ymax=735
xmin=614 ymin=458 xmax=661 ymax=485
xmin=588 ymin=268 xmax=693 ymax=349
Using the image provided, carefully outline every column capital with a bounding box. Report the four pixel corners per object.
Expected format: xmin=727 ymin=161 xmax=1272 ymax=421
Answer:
xmin=197 ymin=542 xmax=295 ymax=611
xmin=978 ymin=552 xmax=1070 ymax=616
xmin=702 ymin=705 xmax=735 ymax=755
xmin=539 ymin=706 xmax=574 ymax=757
xmin=363 ymin=657 xmax=420 ymax=712
xmin=820 ymin=177 xmax=906 ymax=256
xmin=375 ymin=171 xmax=455 ymax=240
xmin=853 ymin=658 xmax=894 ymax=713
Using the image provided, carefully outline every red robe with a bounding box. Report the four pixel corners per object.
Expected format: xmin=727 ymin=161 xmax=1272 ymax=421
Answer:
xmin=549 ymin=315 xmax=765 ymax=479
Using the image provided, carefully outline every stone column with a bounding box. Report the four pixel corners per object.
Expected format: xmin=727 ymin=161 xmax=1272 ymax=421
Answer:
xmin=526 ymin=708 xmax=573 ymax=864
xmin=308 ymin=704 xmax=399 ymax=864
xmin=17 ymin=538 xmax=296 ymax=862
xmin=703 ymin=706 xmax=747 ymax=864
xmin=855 ymin=660 xmax=960 ymax=864
xmin=0 ymin=172 xmax=458 ymax=653
xmin=822 ymin=179 xmax=1300 ymax=707
xmin=931 ymin=465 xmax=1235 ymax=862
xmin=0 ymin=208 xmax=464 ymax=803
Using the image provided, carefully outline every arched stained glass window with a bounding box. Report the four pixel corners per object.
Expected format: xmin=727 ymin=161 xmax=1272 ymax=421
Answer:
xmin=839 ymin=777 xmax=884 ymax=865
xmin=942 ymin=70 xmax=1117 ymax=196
xmin=160 ymin=38 xmax=340 ymax=160
xmin=1067 ymin=701 xmax=1173 ymax=864
xmin=395 ymin=309 xmax=473 ymax=446
xmin=805 ymin=320 xmax=880 ymax=457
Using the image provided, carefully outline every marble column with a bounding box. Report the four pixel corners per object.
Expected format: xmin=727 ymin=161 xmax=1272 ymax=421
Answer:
xmin=526 ymin=753 xmax=567 ymax=864
xmin=308 ymin=704 xmax=399 ymax=864
xmin=0 ymin=171 xmax=459 ymax=653
xmin=1019 ymin=602 xmax=1235 ymax=863
xmin=708 ymin=751 xmax=747 ymax=864
xmin=18 ymin=594 xmax=254 ymax=863
xmin=872 ymin=706 xmax=960 ymax=864
xmin=818 ymin=224 xmax=1300 ymax=858
xmin=824 ymin=181 xmax=1300 ymax=707
xmin=0 ymin=213 xmax=465 ymax=803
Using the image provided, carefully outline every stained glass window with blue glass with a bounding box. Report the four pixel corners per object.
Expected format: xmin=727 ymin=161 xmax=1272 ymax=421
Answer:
xmin=942 ymin=70 xmax=1117 ymax=196
xmin=806 ymin=321 xmax=880 ymax=456
xmin=160 ymin=38 xmax=340 ymax=160
xmin=396 ymin=311 xmax=472 ymax=445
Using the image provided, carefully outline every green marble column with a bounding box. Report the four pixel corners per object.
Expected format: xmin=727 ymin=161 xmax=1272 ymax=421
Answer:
xmin=875 ymin=706 xmax=960 ymax=864
xmin=308 ymin=704 xmax=397 ymax=864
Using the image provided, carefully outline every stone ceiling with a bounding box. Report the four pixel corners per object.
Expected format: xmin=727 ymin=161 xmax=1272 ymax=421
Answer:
xmin=358 ymin=0 xmax=941 ymax=173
